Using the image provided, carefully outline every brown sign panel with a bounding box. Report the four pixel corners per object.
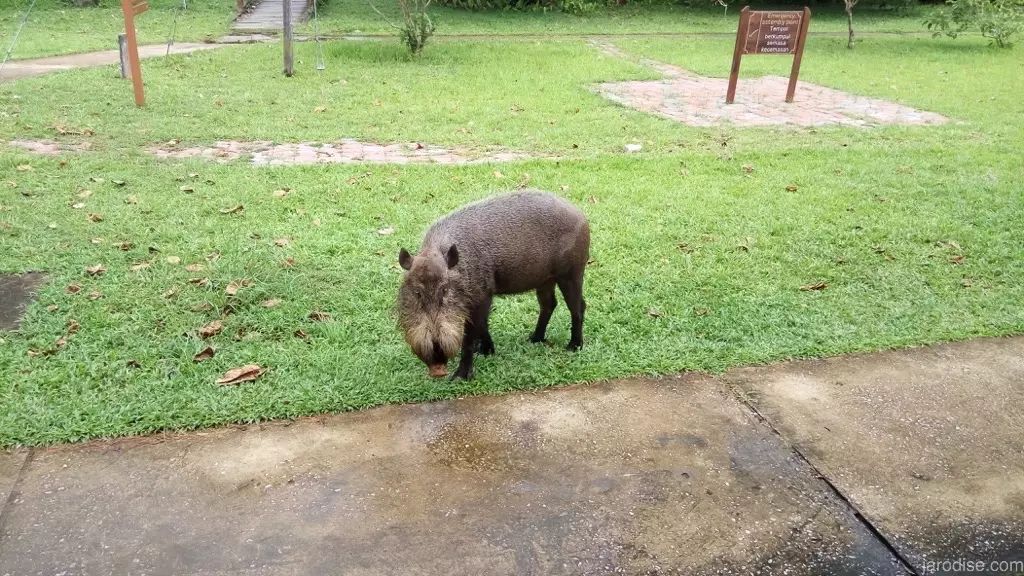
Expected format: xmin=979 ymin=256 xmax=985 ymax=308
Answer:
xmin=726 ymin=6 xmax=811 ymax=104
xmin=743 ymin=11 xmax=802 ymax=54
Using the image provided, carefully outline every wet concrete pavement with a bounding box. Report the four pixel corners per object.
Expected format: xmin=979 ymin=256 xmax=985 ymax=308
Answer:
xmin=0 ymin=272 xmax=45 ymax=331
xmin=0 ymin=337 xmax=1021 ymax=575
xmin=727 ymin=337 xmax=1024 ymax=575
xmin=0 ymin=43 xmax=223 ymax=83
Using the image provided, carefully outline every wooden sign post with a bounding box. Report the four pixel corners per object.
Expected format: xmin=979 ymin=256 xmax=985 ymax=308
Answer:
xmin=726 ymin=6 xmax=810 ymax=104
xmin=120 ymin=0 xmax=149 ymax=107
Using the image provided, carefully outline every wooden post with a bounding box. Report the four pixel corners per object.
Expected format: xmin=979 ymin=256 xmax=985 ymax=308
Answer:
xmin=119 ymin=0 xmax=148 ymax=107
xmin=785 ymin=7 xmax=812 ymax=103
xmin=283 ymin=0 xmax=294 ymax=77
xmin=725 ymin=6 xmax=750 ymax=105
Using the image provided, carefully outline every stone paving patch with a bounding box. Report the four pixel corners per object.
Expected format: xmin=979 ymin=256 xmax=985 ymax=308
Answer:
xmin=148 ymin=139 xmax=541 ymax=166
xmin=591 ymin=40 xmax=948 ymax=128
xmin=8 ymin=139 xmax=92 ymax=155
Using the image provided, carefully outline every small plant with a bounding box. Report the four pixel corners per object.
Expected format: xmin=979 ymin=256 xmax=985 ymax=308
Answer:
xmin=370 ymin=0 xmax=435 ymax=55
xmin=925 ymin=0 xmax=1022 ymax=48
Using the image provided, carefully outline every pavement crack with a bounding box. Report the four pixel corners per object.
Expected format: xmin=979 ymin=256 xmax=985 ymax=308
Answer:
xmin=0 ymin=448 xmax=35 ymax=552
xmin=726 ymin=382 xmax=920 ymax=576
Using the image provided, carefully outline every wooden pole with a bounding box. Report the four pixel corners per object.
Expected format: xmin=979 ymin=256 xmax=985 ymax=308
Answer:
xmin=725 ymin=6 xmax=749 ymax=105
xmin=120 ymin=0 xmax=145 ymax=106
xmin=785 ymin=7 xmax=811 ymax=103
xmin=283 ymin=0 xmax=294 ymax=77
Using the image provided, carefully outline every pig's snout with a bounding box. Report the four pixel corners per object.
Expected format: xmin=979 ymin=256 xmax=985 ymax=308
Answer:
xmin=428 ymin=364 xmax=448 ymax=378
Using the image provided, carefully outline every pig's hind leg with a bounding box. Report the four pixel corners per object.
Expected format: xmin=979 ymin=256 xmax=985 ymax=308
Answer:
xmin=529 ymin=282 xmax=558 ymax=344
xmin=453 ymin=296 xmax=493 ymax=380
xmin=556 ymin=268 xmax=586 ymax=351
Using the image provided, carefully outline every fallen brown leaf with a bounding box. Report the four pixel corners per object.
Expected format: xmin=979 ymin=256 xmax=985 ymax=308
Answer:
xmin=72 ymin=202 xmax=86 ymax=209
xmin=294 ymin=329 xmax=310 ymax=340
xmin=88 ymin=213 xmax=103 ymax=222
xmin=85 ymin=264 xmax=106 ymax=277
xmin=261 ymin=299 xmax=282 ymax=308
xmin=219 ymin=204 xmax=244 ymax=214
xmin=281 ymin=257 xmax=296 ymax=268
xmin=185 ymin=263 xmax=205 ymax=272
xmin=124 ymin=195 xmax=138 ymax=205
xmin=113 ymin=180 xmax=127 ymax=187
xmin=126 ymin=359 xmax=142 ymax=369
xmin=799 ymin=281 xmax=828 ymax=291
xmin=180 ymin=185 xmax=195 ymax=193
xmin=198 ymin=319 xmax=224 ymax=339
xmin=960 ymin=278 xmax=973 ymax=288
xmin=77 ymin=189 xmax=94 ymax=199
xmin=225 ymin=279 xmax=251 ymax=296
xmin=193 ymin=346 xmax=216 ymax=362
xmin=87 ymin=291 xmax=103 ymax=301
xmin=742 ymin=165 xmax=755 ymax=174
xmin=163 ymin=286 xmax=179 ymax=299
xmin=647 ymin=308 xmax=662 ymax=318
xmin=188 ymin=277 xmax=210 ymax=287
xmin=192 ymin=301 xmax=213 ymax=312
xmin=694 ymin=307 xmax=711 ymax=316
xmin=16 ymin=164 xmax=32 ymax=172
xmin=308 ymin=310 xmax=332 ymax=322
xmin=272 ymin=188 xmax=290 ymax=198
xmin=165 ymin=256 xmax=181 ymax=265
xmin=274 ymin=237 xmax=291 ymax=247
xmin=90 ymin=237 xmax=103 ymax=245
xmin=785 ymin=184 xmax=798 ymax=192
xmin=376 ymin=227 xmax=394 ymax=236
xmin=66 ymin=319 xmax=81 ymax=334
xmin=47 ymin=304 xmax=60 ymax=312
xmin=117 ymin=241 xmax=135 ymax=251
xmin=216 ymin=364 xmax=265 ymax=386
xmin=66 ymin=284 xmax=82 ymax=294
xmin=949 ymin=254 xmax=965 ymax=265
xmin=130 ymin=261 xmax=151 ymax=272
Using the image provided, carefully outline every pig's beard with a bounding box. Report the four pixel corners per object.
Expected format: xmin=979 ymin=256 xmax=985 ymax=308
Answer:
xmin=401 ymin=308 xmax=465 ymax=363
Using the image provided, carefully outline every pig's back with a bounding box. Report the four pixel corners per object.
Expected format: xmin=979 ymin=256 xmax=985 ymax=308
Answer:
xmin=423 ymin=190 xmax=590 ymax=294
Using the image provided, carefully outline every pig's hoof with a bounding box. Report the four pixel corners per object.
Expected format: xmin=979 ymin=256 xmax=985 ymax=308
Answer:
xmin=566 ymin=341 xmax=582 ymax=352
xmin=478 ymin=341 xmax=495 ymax=355
xmin=529 ymin=333 xmax=546 ymax=344
xmin=450 ymin=366 xmax=474 ymax=380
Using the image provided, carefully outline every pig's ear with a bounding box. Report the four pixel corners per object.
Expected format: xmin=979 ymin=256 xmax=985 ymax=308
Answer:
xmin=399 ymin=248 xmax=413 ymax=271
xmin=445 ymin=245 xmax=459 ymax=269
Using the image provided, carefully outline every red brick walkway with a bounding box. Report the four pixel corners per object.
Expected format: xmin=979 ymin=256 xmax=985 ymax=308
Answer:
xmin=591 ymin=40 xmax=948 ymax=128
xmin=147 ymin=139 xmax=538 ymax=165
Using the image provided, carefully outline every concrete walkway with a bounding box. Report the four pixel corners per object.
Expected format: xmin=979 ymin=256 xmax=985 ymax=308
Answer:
xmin=0 ymin=43 xmax=224 ymax=83
xmin=232 ymin=0 xmax=310 ymax=33
xmin=1 ymin=336 xmax=1021 ymax=575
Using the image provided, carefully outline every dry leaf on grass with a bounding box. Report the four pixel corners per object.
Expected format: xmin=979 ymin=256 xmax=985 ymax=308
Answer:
xmin=198 ymin=319 xmax=224 ymax=339
xmin=376 ymin=227 xmax=394 ymax=236
xmin=66 ymin=319 xmax=80 ymax=334
xmin=66 ymin=284 xmax=82 ymax=294
xmin=216 ymin=364 xmax=265 ymax=386
xmin=799 ymin=281 xmax=828 ymax=291
xmin=647 ymin=308 xmax=662 ymax=318
xmin=188 ymin=277 xmax=210 ymax=287
xmin=193 ymin=346 xmax=216 ymax=362
xmin=261 ymin=299 xmax=282 ymax=308
xmin=163 ymin=286 xmax=179 ymax=299
xmin=185 ymin=263 xmax=205 ymax=272
xmin=16 ymin=164 xmax=33 ymax=172
xmin=77 ymin=189 xmax=94 ymax=199
xmin=72 ymin=202 xmax=86 ymax=209
xmin=88 ymin=213 xmax=103 ymax=222
xmin=225 ymin=279 xmax=251 ymax=296
xmin=219 ymin=204 xmax=244 ymax=214
xmin=785 ymin=184 xmax=798 ymax=192
xmin=130 ymin=261 xmax=151 ymax=272
xmin=308 ymin=310 xmax=332 ymax=322
xmin=272 ymin=188 xmax=290 ymax=198
xmin=117 ymin=241 xmax=135 ymax=251
xmin=85 ymin=264 xmax=106 ymax=276
xmin=294 ymin=329 xmax=310 ymax=340
xmin=87 ymin=291 xmax=103 ymax=301
xmin=165 ymin=256 xmax=181 ymax=265
xmin=281 ymin=257 xmax=296 ymax=268
xmin=274 ymin=237 xmax=291 ymax=247
xmin=180 ymin=185 xmax=195 ymax=193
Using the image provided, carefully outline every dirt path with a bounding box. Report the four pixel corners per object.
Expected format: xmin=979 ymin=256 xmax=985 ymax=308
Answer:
xmin=0 ymin=42 xmax=224 ymax=83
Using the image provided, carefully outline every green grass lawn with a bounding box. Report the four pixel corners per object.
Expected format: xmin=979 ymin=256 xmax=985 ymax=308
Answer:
xmin=0 ymin=0 xmax=233 ymax=59
xmin=1 ymin=34 xmax=1021 ymax=446
xmin=2 ymin=0 xmax=929 ymax=60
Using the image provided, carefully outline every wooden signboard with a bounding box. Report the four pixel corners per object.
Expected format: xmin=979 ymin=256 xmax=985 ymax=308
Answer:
xmin=120 ymin=0 xmax=149 ymax=107
xmin=726 ymin=6 xmax=810 ymax=104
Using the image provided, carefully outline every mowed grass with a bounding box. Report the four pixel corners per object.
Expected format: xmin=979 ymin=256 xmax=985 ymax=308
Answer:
xmin=0 ymin=37 xmax=1022 ymax=446
xmin=0 ymin=0 xmax=232 ymax=60
xmin=2 ymin=0 xmax=928 ymax=60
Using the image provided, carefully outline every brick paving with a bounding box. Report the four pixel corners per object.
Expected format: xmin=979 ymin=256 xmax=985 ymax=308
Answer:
xmin=591 ymin=40 xmax=948 ymax=128
xmin=147 ymin=139 xmax=540 ymax=165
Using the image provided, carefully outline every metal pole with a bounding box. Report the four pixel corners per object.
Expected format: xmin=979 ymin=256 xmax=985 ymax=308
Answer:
xmin=283 ymin=0 xmax=294 ymax=77
xmin=118 ymin=33 xmax=129 ymax=78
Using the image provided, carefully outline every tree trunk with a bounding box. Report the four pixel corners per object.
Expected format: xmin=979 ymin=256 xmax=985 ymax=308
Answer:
xmin=846 ymin=3 xmax=855 ymax=49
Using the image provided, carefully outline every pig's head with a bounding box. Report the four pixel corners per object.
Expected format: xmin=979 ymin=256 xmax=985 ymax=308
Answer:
xmin=397 ymin=245 xmax=465 ymax=378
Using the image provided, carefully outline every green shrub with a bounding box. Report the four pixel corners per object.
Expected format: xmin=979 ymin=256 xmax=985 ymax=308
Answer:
xmin=925 ymin=0 xmax=1022 ymax=47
